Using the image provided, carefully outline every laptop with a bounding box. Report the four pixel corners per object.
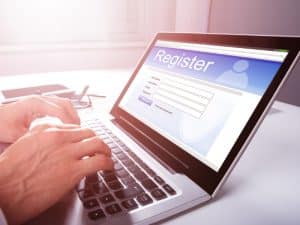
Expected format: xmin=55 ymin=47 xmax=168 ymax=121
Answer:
xmin=65 ymin=33 xmax=299 ymax=225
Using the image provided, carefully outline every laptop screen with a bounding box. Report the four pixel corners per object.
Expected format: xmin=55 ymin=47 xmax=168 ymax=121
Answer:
xmin=119 ymin=40 xmax=288 ymax=171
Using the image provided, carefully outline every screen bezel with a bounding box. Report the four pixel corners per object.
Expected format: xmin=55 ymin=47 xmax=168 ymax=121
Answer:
xmin=111 ymin=33 xmax=299 ymax=195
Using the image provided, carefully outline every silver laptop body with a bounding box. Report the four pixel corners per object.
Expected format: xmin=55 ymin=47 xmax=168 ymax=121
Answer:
xmin=61 ymin=33 xmax=299 ymax=225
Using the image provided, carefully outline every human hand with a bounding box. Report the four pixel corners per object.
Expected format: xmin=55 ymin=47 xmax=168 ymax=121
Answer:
xmin=0 ymin=124 xmax=113 ymax=225
xmin=0 ymin=95 xmax=80 ymax=143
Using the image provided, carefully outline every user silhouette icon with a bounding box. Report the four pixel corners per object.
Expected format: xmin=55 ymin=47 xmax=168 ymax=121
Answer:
xmin=217 ymin=60 xmax=249 ymax=89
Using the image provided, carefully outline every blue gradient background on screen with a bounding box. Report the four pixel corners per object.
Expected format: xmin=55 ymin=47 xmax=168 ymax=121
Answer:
xmin=146 ymin=46 xmax=283 ymax=95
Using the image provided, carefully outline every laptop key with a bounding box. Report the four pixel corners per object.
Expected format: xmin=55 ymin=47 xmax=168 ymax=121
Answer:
xmin=115 ymin=169 xmax=130 ymax=178
xmin=115 ymin=152 xmax=129 ymax=161
xmin=108 ymin=180 xmax=123 ymax=190
xmin=99 ymin=135 xmax=109 ymax=140
xmin=162 ymin=184 xmax=176 ymax=195
xmin=127 ymin=165 xmax=141 ymax=174
xmin=103 ymin=139 xmax=114 ymax=145
xmin=129 ymin=155 xmax=153 ymax=174
xmin=141 ymin=179 xmax=158 ymax=191
xmin=88 ymin=209 xmax=106 ymax=220
xmin=128 ymin=151 xmax=139 ymax=160
xmin=93 ymin=126 xmax=105 ymax=131
xmin=112 ymin=157 xmax=118 ymax=163
xmin=111 ymin=147 xmax=122 ymax=154
xmin=121 ymin=146 xmax=130 ymax=151
xmin=121 ymin=158 xmax=134 ymax=167
xmin=99 ymin=194 xmax=115 ymax=204
xmin=136 ymin=193 xmax=153 ymax=206
xmin=95 ymin=130 xmax=106 ymax=136
xmin=134 ymin=157 xmax=144 ymax=165
xmin=103 ymin=174 xmax=118 ymax=183
xmin=88 ymin=124 xmax=102 ymax=129
xmin=154 ymin=176 xmax=165 ymax=184
xmin=101 ymin=170 xmax=114 ymax=177
xmin=93 ymin=182 xmax=109 ymax=195
xmin=83 ymin=199 xmax=99 ymax=209
xmin=114 ymin=183 xmax=144 ymax=199
xmin=119 ymin=143 xmax=127 ymax=148
xmin=111 ymin=136 xmax=120 ymax=141
xmin=116 ymin=140 xmax=124 ymax=145
xmin=121 ymin=199 xmax=138 ymax=211
xmin=120 ymin=176 xmax=135 ymax=185
xmin=105 ymin=203 xmax=122 ymax=215
xmin=151 ymin=188 xmax=167 ymax=200
xmin=107 ymin=143 xmax=118 ymax=149
xmin=143 ymin=167 xmax=156 ymax=177
xmin=113 ymin=162 xmax=124 ymax=171
xmin=134 ymin=171 xmax=148 ymax=181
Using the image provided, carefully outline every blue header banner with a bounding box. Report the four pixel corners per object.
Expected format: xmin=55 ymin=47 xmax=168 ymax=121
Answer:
xmin=145 ymin=46 xmax=283 ymax=95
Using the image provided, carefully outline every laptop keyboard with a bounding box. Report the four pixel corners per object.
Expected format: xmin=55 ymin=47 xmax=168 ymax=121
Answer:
xmin=76 ymin=118 xmax=176 ymax=221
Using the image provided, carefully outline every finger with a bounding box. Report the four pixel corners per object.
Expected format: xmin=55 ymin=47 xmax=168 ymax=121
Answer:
xmin=41 ymin=96 xmax=80 ymax=124
xmin=39 ymin=127 xmax=96 ymax=145
xmin=30 ymin=97 xmax=74 ymax=124
xmin=72 ymin=137 xmax=111 ymax=159
xmin=78 ymin=155 xmax=114 ymax=177
xmin=30 ymin=123 xmax=80 ymax=133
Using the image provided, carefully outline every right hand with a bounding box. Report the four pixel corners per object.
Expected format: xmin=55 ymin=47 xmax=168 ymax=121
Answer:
xmin=0 ymin=124 xmax=113 ymax=225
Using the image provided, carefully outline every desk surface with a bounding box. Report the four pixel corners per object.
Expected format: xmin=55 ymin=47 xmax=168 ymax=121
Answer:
xmin=1 ymin=70 xmax=300 ymax=225
xmin=161 ymin=101 xmax=300 ymax=225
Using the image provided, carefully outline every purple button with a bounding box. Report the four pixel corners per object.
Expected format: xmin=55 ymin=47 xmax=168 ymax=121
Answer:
xmin=138 ymin=95 xmax=153 ymax=106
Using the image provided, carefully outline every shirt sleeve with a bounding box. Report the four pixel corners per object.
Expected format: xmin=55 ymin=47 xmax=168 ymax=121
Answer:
xmin=0 ymin=208 xmax=8 ymax=225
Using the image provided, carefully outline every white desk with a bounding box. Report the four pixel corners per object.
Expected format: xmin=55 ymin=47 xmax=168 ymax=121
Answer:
xmin=160 ymin=101 xmax=300 ymax=225
xmin=1 ymin=70 xmax=299 ymax=225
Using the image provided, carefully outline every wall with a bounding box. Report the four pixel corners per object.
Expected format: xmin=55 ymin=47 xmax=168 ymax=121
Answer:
xmin=208 ymin=0 xmax=300 ymax=106
xmin=0 ymin=0 xmax=176 ymax=76
xmin=175 ymin=0 xmax=210 ymax=32
xmin=0 ymin=0 xmax=214 ymax=76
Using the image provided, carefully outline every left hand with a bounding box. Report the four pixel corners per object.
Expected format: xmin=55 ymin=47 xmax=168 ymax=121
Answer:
xmin=0 ymin=95 xmax=80 ymax=143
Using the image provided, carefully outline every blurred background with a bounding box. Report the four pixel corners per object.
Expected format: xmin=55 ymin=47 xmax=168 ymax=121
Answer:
xmin=0 ymin=0 xmax=299 ymax=105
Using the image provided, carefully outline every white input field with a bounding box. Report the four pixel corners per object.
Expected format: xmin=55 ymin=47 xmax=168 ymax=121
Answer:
xmin=159 ymin=83 xmax=210 ymax=106
xmin=153 ymin=94 xmax=202 ymax=118
xmin=147 ymin=65 xmax=242 ymax=96
xmin=162 ymin=74 xmax=214 ymax=99
xmin=150 ymin=69 xmax=215 ymax=118
xmin=156 ymin=88 xmax=206 ymax=112
xmin=163 ymin=78 xmax=214 ymax=100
